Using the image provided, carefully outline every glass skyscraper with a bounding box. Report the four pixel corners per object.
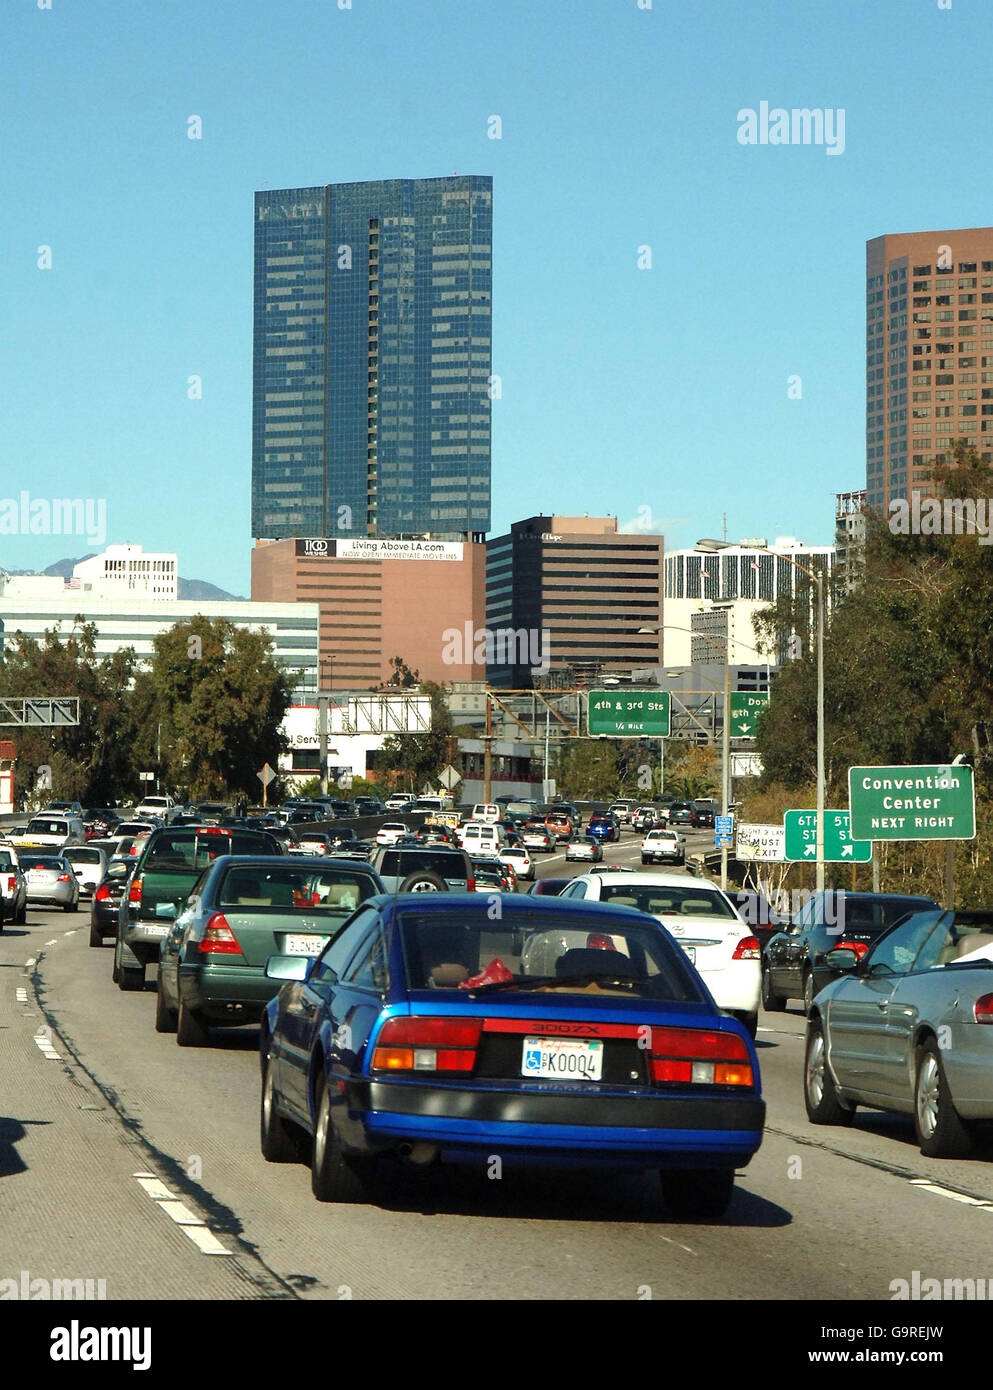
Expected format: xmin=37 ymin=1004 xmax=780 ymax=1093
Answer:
xmin=252 ymin=176 xmax=492 ymax=540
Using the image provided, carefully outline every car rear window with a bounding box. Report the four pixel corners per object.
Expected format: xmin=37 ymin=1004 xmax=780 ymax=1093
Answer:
xmin=64 ymin=849 xmax=104 ymax=864
xmin=0 ymin=851 xmax=16 ymax=869
xmin=217 ymin=863 xmax=376 ymax=914
xmin=398 ymin=908 xmax=703 ymax=1001
xmin=143 ymin=830 xmax=279 ymax=871
xmin=26 ymin=819 xmax=69 ymax=835
xmin=380 ymin=850 xmax=468 ymax=879
xmin=24 ymin=857 xmax=63 ymax=871
xmin=596 ymin=884 xmax=738 ymax=919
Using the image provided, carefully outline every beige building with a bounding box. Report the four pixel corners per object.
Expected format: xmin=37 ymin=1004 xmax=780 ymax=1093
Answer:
xmin=867 ymin=228 xmax=993 ymax=511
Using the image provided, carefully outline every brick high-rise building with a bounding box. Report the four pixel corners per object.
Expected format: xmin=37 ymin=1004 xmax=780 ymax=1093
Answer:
xmin=866 ymin=228 xmax=993 ymax=510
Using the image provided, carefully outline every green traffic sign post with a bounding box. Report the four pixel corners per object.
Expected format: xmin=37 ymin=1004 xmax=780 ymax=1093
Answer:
xmin=848 ymin=765 xmax=976 ymax=841
xmin=784 ymin=809 xmax=872 ymax=863
xmin=729 ymin=691 xmax=769 ymax=739
xmin=587 ymin=690 xmax=671 ymax=738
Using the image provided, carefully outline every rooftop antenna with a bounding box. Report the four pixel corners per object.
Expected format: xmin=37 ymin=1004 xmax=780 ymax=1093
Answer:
xmin=722 ymin=511 xmax=728 ymax=543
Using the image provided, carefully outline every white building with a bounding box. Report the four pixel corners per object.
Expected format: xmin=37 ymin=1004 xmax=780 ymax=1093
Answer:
xmin=0 ymin=580 xmax=319 ymax=698
xmin=281 ymin=696 xmax=432 ymax=781
xmin=662 ymin=537 xmax=835 ymax=665
xmin=73 ymin=544 xmax=178 ymax=600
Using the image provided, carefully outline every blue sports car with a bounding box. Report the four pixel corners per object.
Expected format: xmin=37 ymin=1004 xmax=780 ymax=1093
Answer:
xmin=259 ymin=893 xmax=764 ymax=1216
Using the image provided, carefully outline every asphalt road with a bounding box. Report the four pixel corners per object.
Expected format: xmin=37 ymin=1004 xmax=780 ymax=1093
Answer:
xmin=4 ymin=828 xmax=993 ymax=1302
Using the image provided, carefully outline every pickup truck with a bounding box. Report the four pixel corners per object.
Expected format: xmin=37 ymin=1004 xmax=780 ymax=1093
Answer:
xmin=113 ymin=825 xmax=285 ymax=991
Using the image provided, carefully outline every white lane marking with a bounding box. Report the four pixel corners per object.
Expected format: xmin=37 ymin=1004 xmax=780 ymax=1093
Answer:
xmin=181 ymin=1225 xmax=233 ymax=1256
xmin=657 ymin=1234 xmax=696 ymax=1254
xmin=133 ymin=1176 xmax=233 ymax=1255
xmin=136 ymin=1177 xmax=175 ymax=1201
xmin=44 ymin=939 xmax=57 ymax=946
xmin=15 ymin=988 xmax=27 ymax=1002
xmin=25 ymin=957 xmax=36 ymax=966
xmin=34 ymin=1037 xmax=61 ymax=1059
xmin=157 ymin=1200 xmax=206 ymax=1227
xmin=909 ymin=1180 xmax=993 ymax=1207
xmin=64 ymin=930 xmax=77 ymax=936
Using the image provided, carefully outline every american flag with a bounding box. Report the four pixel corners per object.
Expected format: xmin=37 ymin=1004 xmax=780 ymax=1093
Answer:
xmin=64 ymin=578 xmax=80 ymax=590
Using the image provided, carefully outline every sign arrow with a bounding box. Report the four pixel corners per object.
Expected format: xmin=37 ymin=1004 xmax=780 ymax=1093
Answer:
xmin=738 ymin=722 xmax=751 ymax=733
xmin=841 ymin=844 xmax=853 ymax=858
xmin=803 ymin=844 xmax=815 ymax=857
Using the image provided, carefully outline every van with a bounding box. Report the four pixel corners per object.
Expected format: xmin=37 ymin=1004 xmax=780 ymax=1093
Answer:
xmin=471 ymin=803 xmax=501 ymax=824
xmin=460 ymin=821 xmax=506 ymax=856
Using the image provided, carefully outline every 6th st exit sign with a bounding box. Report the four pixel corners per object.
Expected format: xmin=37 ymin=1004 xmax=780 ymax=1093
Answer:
xmin=848 ymin=764 xmax=976 ymax=841
xmin=729 ymin=692 xmax=769 ymax=739
xmin=587 ymin=691 xmax=671 ymax=738
xmin=784 ymin=809 xmax=872 ymax=863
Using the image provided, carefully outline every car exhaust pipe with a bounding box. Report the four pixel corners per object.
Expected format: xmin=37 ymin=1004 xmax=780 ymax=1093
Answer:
xmin=398 ymin=1141 xmax=438 ymax=1166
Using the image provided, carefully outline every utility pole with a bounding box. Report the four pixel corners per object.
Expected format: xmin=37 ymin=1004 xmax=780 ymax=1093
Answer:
xmin=318 ymin=695 xmax=329 ymax=795
xmin=721 ymin=644 xmax=731 ymax=892
xmin=483 ymin=690 xmax=492 ymax=803
xmin=815 ymin=568 xmax=825 ymax=895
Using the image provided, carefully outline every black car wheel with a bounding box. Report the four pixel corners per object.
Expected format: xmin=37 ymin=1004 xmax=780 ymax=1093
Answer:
xmin=761 ymin=965 xmax=786 ymax=1012
xmin=89 ymin=917 xmax=103 ymax=948
xmin=399 ymin=869 xmax=449 ymax=893
xmin=260 ymin=1053 xmax=300 ymax=1162
xmin=155 ymin=971 xmax=178 ymax=1034
xmin=661 ymin=1168 xmax=735 ymax=1219
xmin=311 ymin=1074 xmax=372 ymax=1203
xmin=63 ymin=896 xmax=77 ymax=913
xmin=15 ymin=896 xmax=26 ymax=925
xmin=176 ymin=992 xmax=210 ymax=1046
xmin=914 ymin=1038 xmax=973 ymax=1159
xmin=803 ymin=1018 xmax=855 ymax=1126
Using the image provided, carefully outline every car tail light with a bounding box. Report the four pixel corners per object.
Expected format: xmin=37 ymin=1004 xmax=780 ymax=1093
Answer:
xmin=466 ymin=876 xmax=475 ymax=892
xmin=95 ymin=883 xmax=111 ymax=902
xmin=6 ymin=876 xmax=14 ymax=892
xmin=372 ymin=1016 xmax=482 ymax=1073
xmin=198 ymin=913 xmax=242 ymax=955
xmin=128 ymin=875 xmax=143 ymax=904
xmin=647 ymin=1026 xmax=754 ymax=1088
xmin=586 ymin=932 xmax=618 ymax=951
xmin=732 ymin=935 xmax=761 ymax=960
xmin=975 ymin=994 xmax=993 ymax=1024
xmin=837 ymin=939 xmax=869 ymax=960
xmin=57 ymin=873 xmax=72 ymax=883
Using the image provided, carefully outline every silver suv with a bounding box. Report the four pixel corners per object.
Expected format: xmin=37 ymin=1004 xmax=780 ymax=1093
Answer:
xmin=369 ymin=846 xmax=474 ymax=892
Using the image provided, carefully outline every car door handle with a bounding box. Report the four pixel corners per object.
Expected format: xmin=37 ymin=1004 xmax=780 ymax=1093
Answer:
xmin=876 ymin=1000 xmax=889 ymax=1009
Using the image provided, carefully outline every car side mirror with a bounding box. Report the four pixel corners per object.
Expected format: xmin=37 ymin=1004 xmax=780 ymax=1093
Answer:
xmin=265 ymin=954 xmax=315 ymax=981
xmin=825 ymin=947 xmax=859 ymax=971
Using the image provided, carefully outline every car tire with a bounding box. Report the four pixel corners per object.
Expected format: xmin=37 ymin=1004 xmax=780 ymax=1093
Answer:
xmin=260 ymin=1053 xmax=299 ymax=1163
xmin=740 ymin=1011 xmax=758 ymax=1039
xmin=15 ymin=897 xmax=26 ymax=925
xmin=641 ymin=857 xmax=648 ymax=865
xmin=118 ymin=961 xmax=145 ymax=991
xmin=176 ymin=993 xmax=210 ymax=1046
xmin=803 ymin=1018 xmax=856 ymax=1126
xmin=914 ymin=1037 xmax=973 ymax=1159
xmin=661 ymin=1168 xmax=735 ymax=1219
xmin=802 ymin=969 xmax=815 ymax=1016
xmin=311 ymin=1074 xmax=372 ymax=1203
xmin=112 ymin=936 xmax=121 ymax=983
xmin=63 ymin=897 xmax=77 ymax=913
xmin=399 ymin=869 xmax=449 ymax=893
xmin=155 ymin=971 xmax=178 ymax=1034
xmin=761 ymin=965 xmax=786 ymax=1012
xmin=89 ymin=918 xmax=103 ymax=948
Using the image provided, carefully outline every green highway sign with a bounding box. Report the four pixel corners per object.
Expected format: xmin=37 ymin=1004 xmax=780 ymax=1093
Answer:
xmin=784 ymin=809 xmax=872 ymax=863
xmin=848 ymin=764 xmax=976 ymax=842
xmin=587 ymin=690 xmax=671 ymax=738
xmin=729 ymin=691 xmax=769 ymax=739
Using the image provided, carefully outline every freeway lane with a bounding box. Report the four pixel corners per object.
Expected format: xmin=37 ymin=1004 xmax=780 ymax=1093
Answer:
xmin=6 ymin=838 xmax=993 ymax=1301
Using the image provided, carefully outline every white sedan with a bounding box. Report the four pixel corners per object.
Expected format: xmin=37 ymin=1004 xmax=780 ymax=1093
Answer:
xmin=499 ymin=845 xmax=533 ymax=881
xmin=375 ymin=822 xmax=411 ymax=847
xmin=556 ymin=871 xmax=761 ymax=1036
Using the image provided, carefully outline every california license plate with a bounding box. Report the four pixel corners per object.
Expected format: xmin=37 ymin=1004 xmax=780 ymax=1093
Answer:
xmin=521 ymin=1037 xmax=603 ymax=1081
xmin=285 ymin=934 xmax=329 ymax=956
xmin=680 ymin=944 xmax=696 ymax=965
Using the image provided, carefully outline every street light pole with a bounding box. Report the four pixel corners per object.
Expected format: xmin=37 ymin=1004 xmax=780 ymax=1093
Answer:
xmin=815 ymin=570 xmax=825 ymax=895
xmin=721 ymin=644 xmax=731 ymax=892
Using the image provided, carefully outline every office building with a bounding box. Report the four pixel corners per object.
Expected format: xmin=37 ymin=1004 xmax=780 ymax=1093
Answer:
xmin=866 ymin=228 xmax=993 ymax=510
xmin=835 ymin=490 xmax=867 ymax=592
xmin=485 ymin=516 xmax=664 ymax=689
xmin=252 ymin=175 xmax=493 ymax=541
xmin=250 ymin=535 xmax=486 ymax=688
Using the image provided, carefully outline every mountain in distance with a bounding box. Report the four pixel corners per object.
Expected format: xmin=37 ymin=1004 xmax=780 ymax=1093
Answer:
xmin=4 ymin=556 xmax=243 ymax=601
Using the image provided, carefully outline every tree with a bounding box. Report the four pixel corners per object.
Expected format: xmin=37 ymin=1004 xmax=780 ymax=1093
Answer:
xmin=553 ymin=739 xmax=619 ymax=800
xmin=0 ymin=620 xmax=138 ymax=806
xmin=136 ymin=617 xmax=295 ymax=799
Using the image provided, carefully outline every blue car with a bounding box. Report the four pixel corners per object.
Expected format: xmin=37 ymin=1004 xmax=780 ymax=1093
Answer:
xmin=259 ymin=893 xmax=764 ymax=1215
xmin=586 ymin=816 xmax=617 ymax=842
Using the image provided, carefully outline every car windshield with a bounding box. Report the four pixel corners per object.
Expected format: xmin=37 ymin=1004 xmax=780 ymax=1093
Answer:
xmin=216 ymin=864 xmax=376 ymax=914
xmin=143 ymin=830 xmax=279 ymax=870
xmin=399 ymin=908 xmax=703 ymax=1001
xmin=595 ymin=883 xmax=738 ymax=919
xmin=26 ymin=819 xmax=69 ymax=835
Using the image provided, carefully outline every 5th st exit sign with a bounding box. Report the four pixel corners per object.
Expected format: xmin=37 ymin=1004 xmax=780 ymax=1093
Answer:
xmin=729 ymin=692 xmax=769 ymax=739
xmin=783 ymin=809 xmax=872 ymax=863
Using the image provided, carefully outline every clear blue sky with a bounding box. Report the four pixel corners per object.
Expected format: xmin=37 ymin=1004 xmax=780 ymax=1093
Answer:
xmin=3 ymin=0 xmax=989 ymax=589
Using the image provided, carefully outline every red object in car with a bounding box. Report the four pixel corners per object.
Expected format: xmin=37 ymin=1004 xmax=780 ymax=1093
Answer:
xmin=459 ymin=957 xmax=514 ymax=990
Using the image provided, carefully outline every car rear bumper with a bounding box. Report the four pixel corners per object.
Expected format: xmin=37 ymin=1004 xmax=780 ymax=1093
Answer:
xmin=179 ymin=962 xmax=279 ymax=1020
xmin=348 ymin=1079 xmax=764 ymax=1168
xmin=694 ymin=960 xmax=761 ymax=1014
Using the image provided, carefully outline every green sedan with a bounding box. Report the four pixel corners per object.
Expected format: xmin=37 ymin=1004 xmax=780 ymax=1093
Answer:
xmin=155 ymin=854 xmax=385 ymax=1046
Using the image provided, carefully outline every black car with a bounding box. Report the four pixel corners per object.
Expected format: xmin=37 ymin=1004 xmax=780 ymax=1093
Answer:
xmin=762 ymin=890 xmax=941 ymax=1014
xmin=84 ymin=808 xmax=120 ymax=838
xmin=731 ymin=890 xmax=789 ymax=956
xmin=89 ymin=859 xmax=131 ymax=947
xmin=527 ymin=877 xmax=571 ymax=896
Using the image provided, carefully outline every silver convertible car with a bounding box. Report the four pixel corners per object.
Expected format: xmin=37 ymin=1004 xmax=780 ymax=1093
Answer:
xmin=805 ymin=907 xmax=993 ymax=1158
